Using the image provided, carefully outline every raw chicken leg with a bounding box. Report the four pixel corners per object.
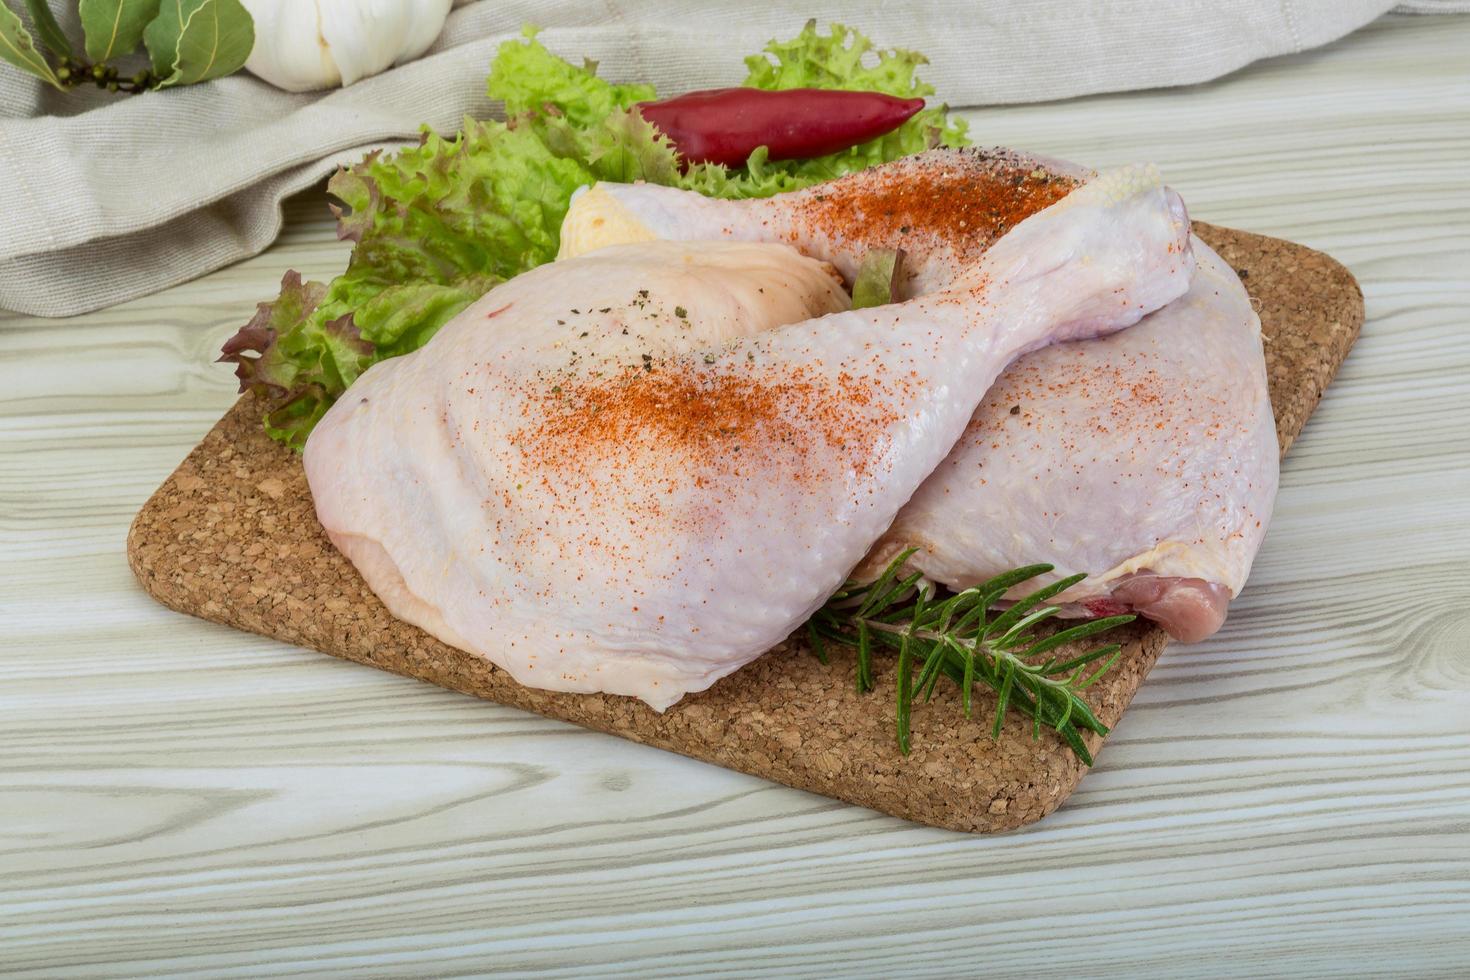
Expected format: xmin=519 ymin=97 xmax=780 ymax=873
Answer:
xmin=304 ymin=162 xmax=1190 ymax=709
xmin=860 ymin=240 xmax=1278 ymax=642
xmin=558 ymin=147 xmax=1095 ymax=297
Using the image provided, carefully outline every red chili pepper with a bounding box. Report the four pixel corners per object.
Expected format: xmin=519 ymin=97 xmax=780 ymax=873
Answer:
xmin=637 ymin=87 xmax=925 ymax=169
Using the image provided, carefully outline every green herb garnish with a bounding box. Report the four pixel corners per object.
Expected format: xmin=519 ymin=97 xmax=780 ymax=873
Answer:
xmin=852 ymin=247 xmax=905 ymax=308
xmin=808 ymin=550 xmax=1134 ymax=763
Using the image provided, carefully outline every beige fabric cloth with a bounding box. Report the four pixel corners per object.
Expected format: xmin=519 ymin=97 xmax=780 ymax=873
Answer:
xmin=0 ymin=0 xmax=1460 ymax=317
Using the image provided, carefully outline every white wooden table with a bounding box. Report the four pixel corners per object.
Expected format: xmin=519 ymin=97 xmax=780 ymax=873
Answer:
xmin=3 ymin=14 xmax=1467 ymax=977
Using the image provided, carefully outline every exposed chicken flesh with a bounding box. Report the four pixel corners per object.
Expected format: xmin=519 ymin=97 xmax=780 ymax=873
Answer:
xmin=304 ymin=160 xmax=1191 ymax=708
xmin=562 ymin=148 xmax=1274 ymax=641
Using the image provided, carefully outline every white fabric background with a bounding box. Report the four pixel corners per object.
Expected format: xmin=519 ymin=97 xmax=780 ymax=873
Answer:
xmin=0 ymin=0 xmax=1462 ymax=317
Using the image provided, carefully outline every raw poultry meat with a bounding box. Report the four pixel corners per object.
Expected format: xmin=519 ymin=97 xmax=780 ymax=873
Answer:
xmin=309 ymin=243 xmax=849 ymax=662
xmin=859 ymin=239 xmax=1278 ymax=641
xmin=558 ymin=148 xmax=1095 ymax=298
xmin=304 ymin=158 xmax=1191 ymax=709
xmin=563 ymin=148 xmax=1275 ymax=641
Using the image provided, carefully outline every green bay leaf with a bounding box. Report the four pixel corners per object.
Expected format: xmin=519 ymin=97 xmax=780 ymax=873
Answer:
xmin=144 ymin=0 xmax=201 ymax=76
xmin=79 ymin=0 xmax=160 ymax=63
xmin=23 ymin=0 xmax=74 ymax=59
xmin=156 ymin=0 xmax=252 ymax=87
xmin=852 ymin=248 xmax=904 ymax=309
xmin=0 ymin=5 xmax=62 ymax=90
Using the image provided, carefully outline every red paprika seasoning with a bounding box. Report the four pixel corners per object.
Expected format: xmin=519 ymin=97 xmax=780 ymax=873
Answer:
xmin=637 ymin=87 xmax=925 ymax=169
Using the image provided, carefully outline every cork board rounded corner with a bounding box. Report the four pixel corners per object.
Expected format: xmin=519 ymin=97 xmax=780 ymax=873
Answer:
xmin=128 ymin=467 xmax=185 ymax=613
xmin=124 ymin=224 xmax=1362 ymax=834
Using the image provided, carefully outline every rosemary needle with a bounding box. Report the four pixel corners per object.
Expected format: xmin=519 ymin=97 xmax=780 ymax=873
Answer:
xmin=806 ymin=549 xmax=1133 ymax=765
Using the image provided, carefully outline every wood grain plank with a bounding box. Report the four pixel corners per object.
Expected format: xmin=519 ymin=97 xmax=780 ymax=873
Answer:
xmin=1 ymin=12 xmax=1467 ymax=978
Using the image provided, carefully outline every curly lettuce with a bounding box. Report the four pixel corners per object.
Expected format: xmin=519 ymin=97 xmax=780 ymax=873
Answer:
xmin=223 ymin=23 xmax=970 ymax=449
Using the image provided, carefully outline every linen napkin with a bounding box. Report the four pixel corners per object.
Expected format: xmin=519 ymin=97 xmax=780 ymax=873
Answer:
xmin=0 ymin=0 xmax=1459 ymax=317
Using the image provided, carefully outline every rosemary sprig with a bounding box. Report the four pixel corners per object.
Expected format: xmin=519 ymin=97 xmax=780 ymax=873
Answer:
xmin=807 ymin=549 xmax=1134 ymax=765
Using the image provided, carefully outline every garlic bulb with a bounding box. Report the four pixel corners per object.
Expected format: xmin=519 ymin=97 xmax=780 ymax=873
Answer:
xmin=239 ymin=0 xmax=455 ymax=93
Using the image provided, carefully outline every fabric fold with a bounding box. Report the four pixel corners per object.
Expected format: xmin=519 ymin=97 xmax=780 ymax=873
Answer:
xmin=0 ymin=0 xmax=1454 ymax=316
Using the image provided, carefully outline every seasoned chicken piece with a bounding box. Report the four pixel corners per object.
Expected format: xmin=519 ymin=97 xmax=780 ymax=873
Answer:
xmin=305 ymin=162 xmax=1190 ymax=709
xmin=309 ymin=242 xmax=850 ymax=657
xmin=559 ymin=147 xmax=1095 ymax=298
xmin=566 ymin=148 xmax=1275 ymax=641
xmin=859 ymin=240 xmax=1278 ymax=641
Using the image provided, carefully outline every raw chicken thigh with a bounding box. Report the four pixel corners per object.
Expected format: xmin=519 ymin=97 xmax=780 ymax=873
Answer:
xmin=304 ymin=159 xmax=1191 ymax=708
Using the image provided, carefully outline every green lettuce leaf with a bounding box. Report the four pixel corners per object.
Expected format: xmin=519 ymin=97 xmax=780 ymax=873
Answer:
xmin=486 ymin=28 xmax=653 ymax=125
xmin=225 ymin=22 xmax=970 ymax=449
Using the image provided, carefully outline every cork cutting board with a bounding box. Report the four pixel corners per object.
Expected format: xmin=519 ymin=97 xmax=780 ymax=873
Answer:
xmin=127 ymin=222 xmax=1363 ymax=834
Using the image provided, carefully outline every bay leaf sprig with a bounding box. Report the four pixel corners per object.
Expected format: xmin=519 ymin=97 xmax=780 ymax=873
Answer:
xmin=807 ymin=549 xmax=1135 ymax=765
xmin=0 ymin=0 xmax=253 ymax=94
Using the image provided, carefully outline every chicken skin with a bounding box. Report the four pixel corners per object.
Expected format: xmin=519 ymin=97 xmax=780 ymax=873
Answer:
xmin=860 ymin=239 xmax=1277 ymax=641
xmin=565 ymin=148 xmax=1274 ymax=641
